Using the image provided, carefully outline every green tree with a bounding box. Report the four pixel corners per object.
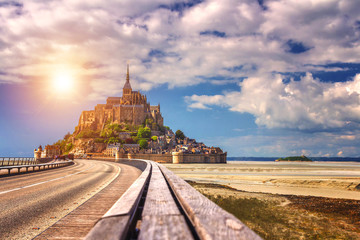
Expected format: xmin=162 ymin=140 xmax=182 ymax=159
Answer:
xmin=132 ymin=136 xmax=138 ymax=143
xmin=65 ymin=143 xmax=73 ymax=153
xmin=137 ymin=127 xmax=151 ymax=139
xmin=175 ymin=130 xmax=185 ymax=140
xmin=77 ymin=129 xmax=100 ymax=139
xmin=151 ymin=136 xmax=158 ymax=141
xmin=138 ymin=139 xmax=148 ymax=149
xmin=101 ymin=123 xmax=122 ymax=138
xmin=106 ymin=137 xmax=119 ymax=144
xmin=64 ymin=132 xmax=71 ymax=140
xmin=145 ymin=118 xmax=153 ymax=127
xmin=54 ymin=139 xmax=67 ymax=152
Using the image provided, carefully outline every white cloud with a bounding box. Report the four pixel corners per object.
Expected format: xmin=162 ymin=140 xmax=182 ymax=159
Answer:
xmin=185 ymin=94 xmax=225 ymax=110
xmin=0 ymin=0 xmax=359 ymax=88
xmin=0 ymin=0 xmax=359 ymax=133
xmin=186 ymin=73 xmax=360 ymax=130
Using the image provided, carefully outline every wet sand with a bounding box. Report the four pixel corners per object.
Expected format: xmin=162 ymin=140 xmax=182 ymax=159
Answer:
xmin=163 ymin=161 xmax=360 ymax=200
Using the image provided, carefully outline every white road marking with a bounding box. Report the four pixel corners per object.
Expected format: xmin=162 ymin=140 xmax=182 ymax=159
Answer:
xmin=0 ymin=164 xmax=96 ymax=195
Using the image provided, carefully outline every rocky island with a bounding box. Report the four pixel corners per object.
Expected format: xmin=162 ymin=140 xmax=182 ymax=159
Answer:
xmin=275 ymin=155 xmax=312 ymax=162
xmin=35 ymin=65 xmax=226 ymax=164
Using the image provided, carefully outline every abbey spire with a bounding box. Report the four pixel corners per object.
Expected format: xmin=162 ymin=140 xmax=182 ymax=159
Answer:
xmin=126 ymin=63 xmax=130 ymax=82
xmin=123 ymin=63 xmax=132 ymax=95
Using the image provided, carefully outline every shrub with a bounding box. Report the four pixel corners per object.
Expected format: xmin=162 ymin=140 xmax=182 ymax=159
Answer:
xmin=175 ymin=130 xmax=185 ymax=140
xmin=65 ymin=143 xmax=73 ymax=153
xmin=106 ymin=137 xmax=120 ymax=144
xmin=137 ymin=126 xmax=151 ymax=139
xmin=138 ymin=139 xmax=148 ymax=149
xmin=95 ymin=138 xmax=105 ymax=143
xmin=76 ymin=129 xmax=100 ymax=139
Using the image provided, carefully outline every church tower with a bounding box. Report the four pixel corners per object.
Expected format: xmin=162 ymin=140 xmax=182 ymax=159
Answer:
xmin=123 ymin=64 xmax=132 ymax=96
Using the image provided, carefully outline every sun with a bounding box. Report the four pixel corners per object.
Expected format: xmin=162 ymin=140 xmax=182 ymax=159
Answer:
xmin=52 ymin=72 xmax=74 ymax=91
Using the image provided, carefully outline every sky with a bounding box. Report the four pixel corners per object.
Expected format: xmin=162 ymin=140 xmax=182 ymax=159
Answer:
xmin=1 ymin=0 xmax=360 ymax=157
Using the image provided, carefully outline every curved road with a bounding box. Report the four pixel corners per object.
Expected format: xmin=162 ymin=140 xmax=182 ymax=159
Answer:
xmin=0 ymin=159 xmax=141 ymax=239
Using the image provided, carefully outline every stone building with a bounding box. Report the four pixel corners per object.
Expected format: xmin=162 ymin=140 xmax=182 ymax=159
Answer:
xmin=104 ymin=143 xmax=120 ymax=157
xmin=34 ymin=145 xmax=61 ymax=159
xmin=75 ymin=65 xmax=163 ymax=133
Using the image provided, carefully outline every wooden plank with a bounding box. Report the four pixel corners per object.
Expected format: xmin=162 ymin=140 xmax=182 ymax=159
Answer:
xmin=103 ymin=161 xmax=151 ymax=217
xmin=142 ymin=162 xmax=181 ymax=216
xmin=140 ymin=162 xmax=193 ymax=239
xmin=158 ymin=164 xmax=262 ymax=240
xmin=85 ymin=215 xmax=130 ymax=240
xmin=139 ymin=215 xmax=193 ymax=240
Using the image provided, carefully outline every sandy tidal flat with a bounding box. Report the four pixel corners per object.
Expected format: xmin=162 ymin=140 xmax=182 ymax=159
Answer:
xmin=163 ymin=161 xmax=360 ymax=200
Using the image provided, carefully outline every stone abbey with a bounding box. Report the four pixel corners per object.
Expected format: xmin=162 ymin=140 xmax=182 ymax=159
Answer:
xmin=75 ymin=65 xmax=163 ymax=133
xmin=35 ymin=64 xmax=226 ymax=163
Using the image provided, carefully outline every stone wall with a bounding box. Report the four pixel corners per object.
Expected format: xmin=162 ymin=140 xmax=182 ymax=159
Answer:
xmin=75 ymin=103 xmax=162 ymax=134
xmin=115 ymin=152 xmax=227 ymax=164
xmin=126 ymin=153 xmax=173 ymax=163
xmin=172 ymin=152 xmax=227 ymax=164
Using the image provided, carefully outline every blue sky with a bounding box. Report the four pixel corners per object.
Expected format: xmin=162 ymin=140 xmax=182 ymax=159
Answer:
xmin=1 ymin=0 xmax=360 ymax=157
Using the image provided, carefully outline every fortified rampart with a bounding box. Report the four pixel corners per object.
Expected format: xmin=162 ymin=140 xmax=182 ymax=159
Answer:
xmin=171 ymin=152 xmax=227 ymax=163
xmin=115 ymin=152 xmax=227 ymax=164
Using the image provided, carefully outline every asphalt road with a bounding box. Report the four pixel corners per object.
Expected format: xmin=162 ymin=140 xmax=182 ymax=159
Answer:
xmin=0 ymin=159 xmax=140 ymax=240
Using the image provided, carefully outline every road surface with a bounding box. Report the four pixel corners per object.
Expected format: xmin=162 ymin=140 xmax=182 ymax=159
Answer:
xmin=0 ymin=159 xmax=141 ymax=239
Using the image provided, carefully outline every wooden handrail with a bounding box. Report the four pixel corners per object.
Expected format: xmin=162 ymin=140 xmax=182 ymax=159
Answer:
xmin=158 ymin=163 xmax=262 ymax=240
xmin=138 ymin=161 xmax=193 ymax=239
xmin=85 ymin=159 xmax=262 ymax=240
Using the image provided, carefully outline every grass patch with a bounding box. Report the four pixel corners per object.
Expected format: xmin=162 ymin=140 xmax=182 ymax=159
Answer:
xmin=188 ymin=181 xmax=360 ymax=240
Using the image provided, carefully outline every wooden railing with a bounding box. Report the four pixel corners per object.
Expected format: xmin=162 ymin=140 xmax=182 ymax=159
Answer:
xmin=85 ymin=158 xmax=262 ymax=240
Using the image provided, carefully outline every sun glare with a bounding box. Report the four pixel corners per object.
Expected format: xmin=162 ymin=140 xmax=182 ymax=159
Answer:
xmin=53 ymin=72 xmax=73 ymax=91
